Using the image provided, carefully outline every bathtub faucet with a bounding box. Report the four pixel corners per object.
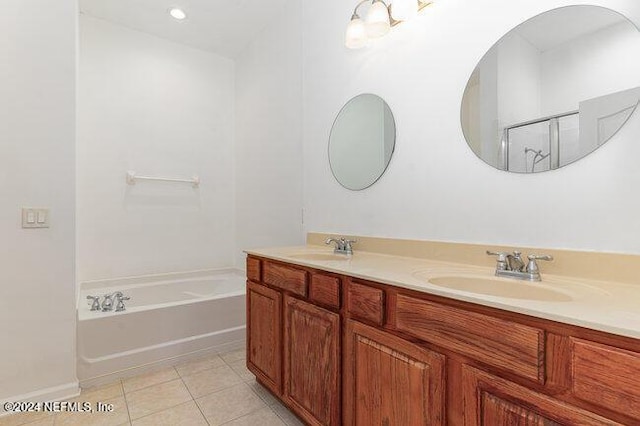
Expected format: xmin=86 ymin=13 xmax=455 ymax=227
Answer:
xmin=115 ymin=293 xmax=131 ymax=312
xmin=100 ymin=291 xmax=127 ymax=312
xmin=101 ymin=293 xmax=116 ymax=312
xmin=86 ymin=296 xmax=101 ymax=311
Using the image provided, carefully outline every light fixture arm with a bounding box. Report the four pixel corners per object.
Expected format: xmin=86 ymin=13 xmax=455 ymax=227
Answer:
xmin=351 ymin=0 xmax=372 ymax=19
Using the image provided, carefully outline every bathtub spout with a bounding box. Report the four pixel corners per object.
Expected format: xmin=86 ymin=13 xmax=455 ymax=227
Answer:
xmin=101 ymin=291 xmax=124 ymax=312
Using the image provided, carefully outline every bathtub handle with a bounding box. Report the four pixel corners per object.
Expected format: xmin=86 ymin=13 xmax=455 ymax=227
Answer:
xmin=86 ymin=296 xmax=101 ymax=312
xmin=115 ymin=296 xmax=131 ymax=312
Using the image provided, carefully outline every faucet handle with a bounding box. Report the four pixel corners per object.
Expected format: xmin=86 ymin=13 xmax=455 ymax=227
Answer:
xmin=526 ymin=254 xmax=553 ymax=275
xmin=86 ymin=295 xmax=101 ymax=311
xmin=486 ymin=250 xmax=509 ymax=270
xmin=115 ymin=296 xmax=130 ymax=312
xmin=527 ymin=254 xmax=553 ymax=261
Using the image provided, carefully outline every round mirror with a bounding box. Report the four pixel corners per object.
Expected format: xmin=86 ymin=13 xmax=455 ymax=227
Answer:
xmin=329 ymin=94 xmax=396 ymax=190
xmin=461 ymin=6 xmax=640 ymax=173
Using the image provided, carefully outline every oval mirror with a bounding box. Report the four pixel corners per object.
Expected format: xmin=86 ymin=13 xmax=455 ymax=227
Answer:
xmin=461 ymin=5 xmax=640 ymax=173
xmin=329 ymin=94 xmax=396 ymax=190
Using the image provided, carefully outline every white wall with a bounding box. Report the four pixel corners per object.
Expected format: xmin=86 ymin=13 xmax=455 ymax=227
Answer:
xmin=0 ymin=0 xmax=78 ymax=405
xmin=234 ymin=0 xmax=304 ymax=268
xmin=77 ymin=16 xmax=236 ymax=281
xmin=302 ymin=0 xmax=640 ymax=254
xmin=541 ymin=21 xmax=640 ymax=116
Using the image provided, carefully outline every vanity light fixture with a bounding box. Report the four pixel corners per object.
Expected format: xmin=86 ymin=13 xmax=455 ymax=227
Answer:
xmin=345 ymin=0 xmax=433 ymax=49
xmin=168 ymin=7 xmax=187 ymax=21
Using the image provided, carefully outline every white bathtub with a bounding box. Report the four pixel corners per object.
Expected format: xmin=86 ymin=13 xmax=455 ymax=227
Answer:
xmin=77 ymin=269 xmax=246 ymax=386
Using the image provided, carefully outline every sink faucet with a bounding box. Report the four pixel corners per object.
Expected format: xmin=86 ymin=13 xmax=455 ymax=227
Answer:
xmin=506 ymin=251 xmax=525 ymax=272
xmin=325 ymin=237 xmax=356 ymax=255
xmin=487 ymin=250 xmax=553 ymax=281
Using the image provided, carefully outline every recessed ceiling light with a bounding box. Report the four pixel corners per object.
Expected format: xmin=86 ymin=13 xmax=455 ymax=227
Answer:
xmin=169 ymin=8 xmax=187 ymax=20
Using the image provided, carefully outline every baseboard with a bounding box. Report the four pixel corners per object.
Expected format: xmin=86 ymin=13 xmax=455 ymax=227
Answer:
xmin=0 ymin=381 xmax=80 ymax=417
xmin=79 ymin=337 xmax=246 ymax=389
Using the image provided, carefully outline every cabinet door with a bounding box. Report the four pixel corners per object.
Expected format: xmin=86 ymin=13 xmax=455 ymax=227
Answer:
xmin=247 ymin=281 xmax=282 ymax=395
xmin=461 ymin=365 xmax=620 ymax=426
xmin=284 ymin=296 xmax=340 ymax=426
xmin=344 ymin=320 xmax=445 ymax=426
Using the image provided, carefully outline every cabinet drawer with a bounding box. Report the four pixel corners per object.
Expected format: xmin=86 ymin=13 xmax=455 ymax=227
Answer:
xmin=395 ymin=294 xmax=544 ymax=382
xmin=246 ymin=257 xmax=261 ymax=282
xmin=263 ymin=262 xmax=307 ymax=297
xmin=309 ymin=273 xmax=341 ymax=309
xmin=347 ymin=281 xmax=385 ymax=326
xmin=572 ymin=338 xmax=640 ymax=422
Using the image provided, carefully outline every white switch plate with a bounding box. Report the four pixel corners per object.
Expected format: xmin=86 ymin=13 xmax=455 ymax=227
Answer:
xmin=22 ymin=208 xmax=49 ymax=228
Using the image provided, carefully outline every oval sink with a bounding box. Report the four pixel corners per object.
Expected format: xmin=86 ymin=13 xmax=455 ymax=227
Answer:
xmin=428 ymin=276 xmax=573 ymax=302
xmin=288 ymin=253 xmax=350 ymax=261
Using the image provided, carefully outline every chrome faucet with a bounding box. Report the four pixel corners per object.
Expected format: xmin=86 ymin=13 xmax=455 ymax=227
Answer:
xmin=115 ymin=293 xmax=130 ymax=312
xmin=100 ymin=291 xmax=130 ymax=312
xmin=101 ymin=293 xmax=116 ymax=312
xmin=325 ymin=237 xmax=356 ymax=255
xmin=506 ymin=251 xmax=526 ymax=272
xmin=87 ymin=295 xmax=101 ymax=311
xmin=487 ymin=250 xmax=553 ymax=281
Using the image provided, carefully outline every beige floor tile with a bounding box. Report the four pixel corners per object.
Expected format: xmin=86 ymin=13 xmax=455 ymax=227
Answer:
xmin=0 ymin=411 xmax=53 ymax=426
xmin=246 ymin=381 xmax=279 ymax=406
xmin=222 ymin=407 xmax=285 ymax=426
xmin=79 ymin=382 xmax=124 ymax=402
xmin=270 ymin=401 xmax=304 ymax=426
xmin=21 ymin=416 xmax=55 ymax=426
xmin=196 ymin=383 xmax=266 ymax=426
xmin=125 ymin=379 xmax=191 ymax=420
xmin=226 ymin=359 xmax=254 ymax=382
xmin=54 ymin=396 xmax=129 ymax=426
xmin=220 ymin=349 xmax=245 ymax=364
xmin=130 ymin=401 xmax=206 ymax=426
xmin=175 ymin=354 xmax=226 ymax=377
xmin=181 ymin=365 xmax=242 ymax=398
xmin=122 ymin=368 xmax=179 ymax=394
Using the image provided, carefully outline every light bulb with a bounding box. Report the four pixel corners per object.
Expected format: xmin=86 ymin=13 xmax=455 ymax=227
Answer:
xmin=391 ymin=0 xmax=418 ymax=21
xmin=365 ymin=0 xmax=391 ymax=38
xmin=169 ymin=8 xmax=187 ymax=20
xmin=345 ymin=16 xmax=368 ymax=49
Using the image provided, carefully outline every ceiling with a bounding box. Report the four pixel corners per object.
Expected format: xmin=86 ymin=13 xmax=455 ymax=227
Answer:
xmin=80 ymin=0 xmax=288 ymax=59
xmin=516 ymin=6 xmax=629 ymax=52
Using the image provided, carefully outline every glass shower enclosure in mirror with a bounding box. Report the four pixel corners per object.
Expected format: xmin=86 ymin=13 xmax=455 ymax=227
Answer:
xmin=329 ymin=94 xmax=396 ymax=190
xmin=461 ymin=5 xmax=640 ymax=173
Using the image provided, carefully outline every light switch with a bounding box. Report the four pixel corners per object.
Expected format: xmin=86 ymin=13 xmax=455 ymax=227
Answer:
xmin=22 ymin=208 xmax=50 ymax=228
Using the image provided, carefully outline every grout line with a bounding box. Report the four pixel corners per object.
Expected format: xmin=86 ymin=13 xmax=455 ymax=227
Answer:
xmin=179 ymin=370 xmax=210 ymax=425
xmin=122 ymin=367 xmax=181 ymax=395
xmin=217 ymin=404 xmax=270 ymax=426
xmin=120 ymin=379 xmax=133 ymax=426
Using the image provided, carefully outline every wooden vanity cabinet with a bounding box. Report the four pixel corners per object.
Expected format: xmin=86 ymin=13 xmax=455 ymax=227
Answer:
xmin=284 ymin=296 xmax=341 ymax=425
xmin=246 ymin=258 xmax=341 ymax=425
xmin=246 ymin=280 xmax=282 ymax=395
xmin=344 ymin=320 xmax=445 ymax=426
xmin=246 ymin=255 xmax=640 ymax=426
xmin=461 ymin=366 xmax=619 ymax=426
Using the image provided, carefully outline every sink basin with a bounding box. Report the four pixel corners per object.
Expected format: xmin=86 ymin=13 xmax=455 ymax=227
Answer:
xmin=288 ymin=253 xmax=350 ymax=261
xmin=427 ymin=276 xmax=573 ymax=302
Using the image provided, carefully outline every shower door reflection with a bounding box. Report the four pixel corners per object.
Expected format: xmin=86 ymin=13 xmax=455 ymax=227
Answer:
xmin=503 ymin=112 xmax=579 ymax=173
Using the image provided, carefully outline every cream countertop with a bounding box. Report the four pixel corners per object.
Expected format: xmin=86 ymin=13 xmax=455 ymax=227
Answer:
xmin=245 ymin=245 xmax=640 ymax=340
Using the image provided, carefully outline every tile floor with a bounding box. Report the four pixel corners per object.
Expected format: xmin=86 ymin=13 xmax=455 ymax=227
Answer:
xmin=0 ymin=349 xmax=304 ymax=426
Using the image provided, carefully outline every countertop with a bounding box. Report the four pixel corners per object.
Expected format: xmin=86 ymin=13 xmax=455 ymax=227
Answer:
xmin=245 ymin=245 xmax=640 ymax=340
